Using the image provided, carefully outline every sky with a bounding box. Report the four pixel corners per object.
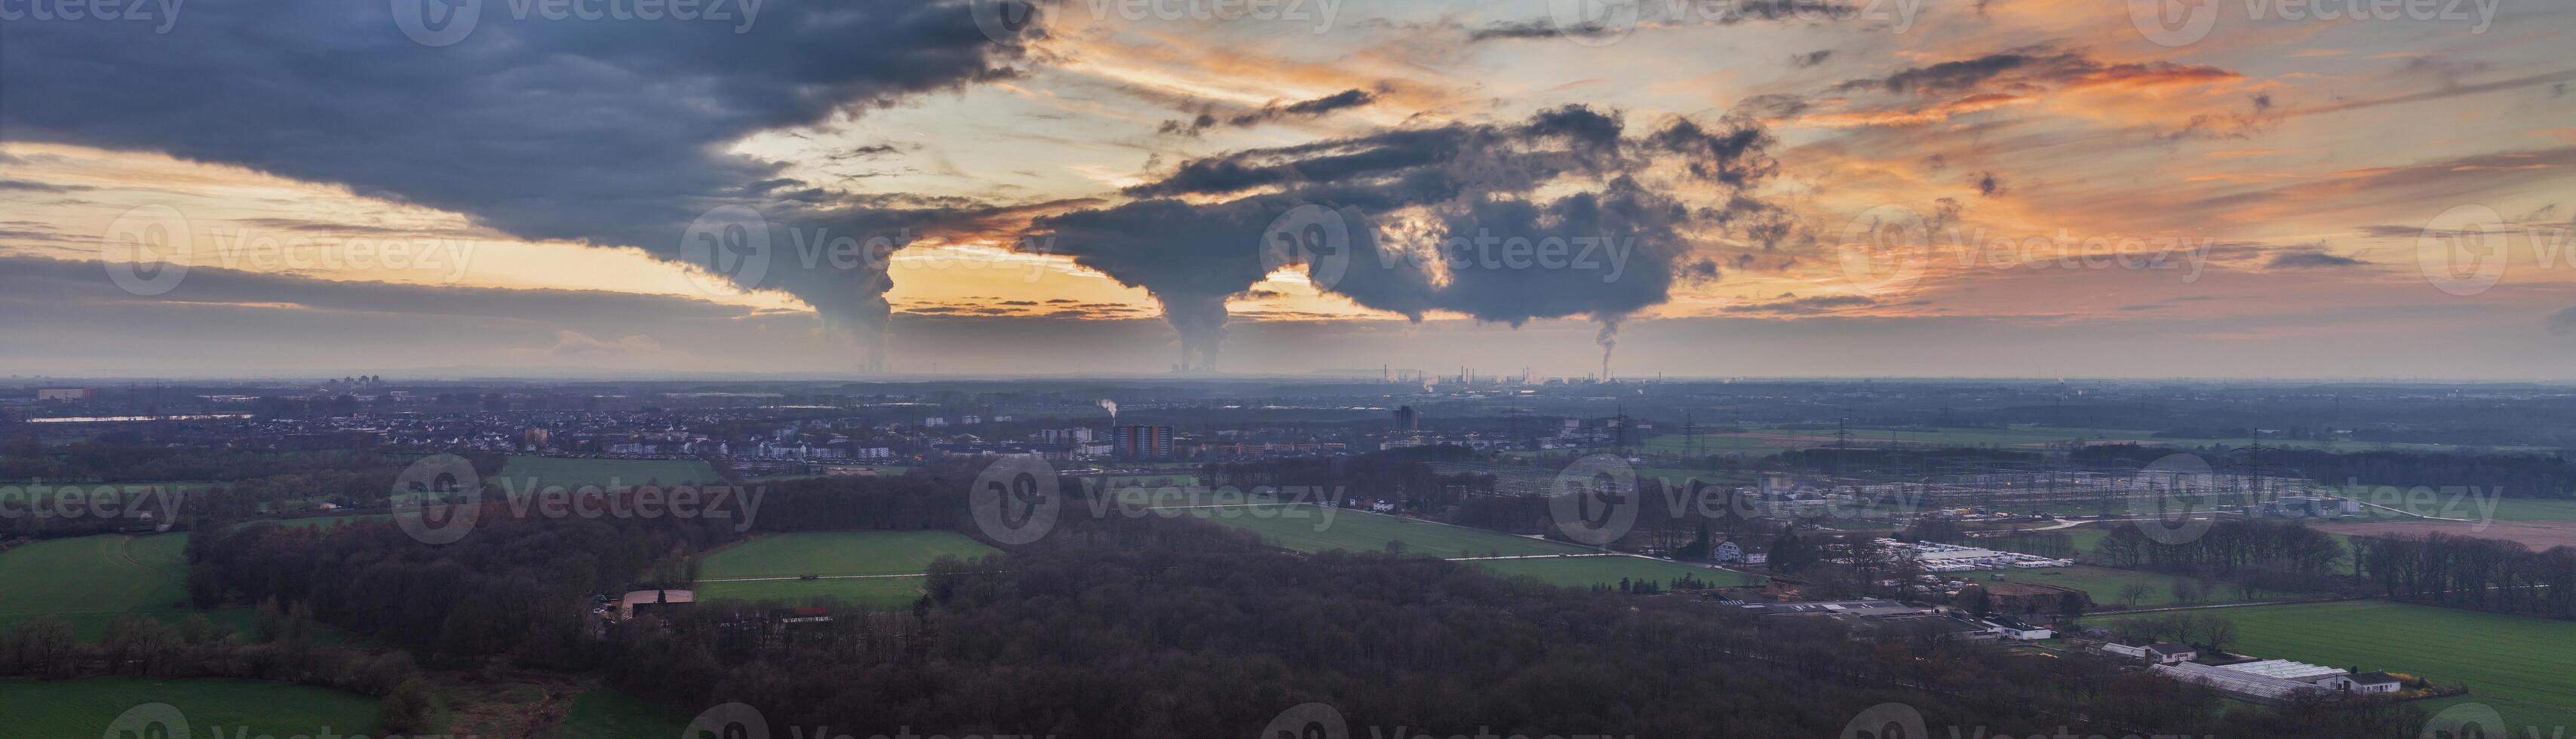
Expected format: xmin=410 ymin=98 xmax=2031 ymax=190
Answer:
xmin=2 ymin=0 xmax=2573 ymax=380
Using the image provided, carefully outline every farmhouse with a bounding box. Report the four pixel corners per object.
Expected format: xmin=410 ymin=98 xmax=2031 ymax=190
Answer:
xmin=2097 ymin=642 xmax=2148 ymax=660
xmin=2145 ymin=642 xmax=2197 ymax=664
xmin=619 ymin=588 xmax=695 ymax=621
xmin=2325 ymin=671 xmax=2404 ymax=695
xmin=1976 ymin=616 xmax=2053 ymax=641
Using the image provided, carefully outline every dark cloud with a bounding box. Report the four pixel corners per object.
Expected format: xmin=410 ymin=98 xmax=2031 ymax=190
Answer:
xmin=1031 ymin=105 xmax=1789 ymax=372
xmin=2265 ymin=249 xmax=2369 ymax=268
xmin=1791 ymin=50 xmax=1834 ymax=69
xmin=2548 ymin=307 xmax=2576 ymax=335
xmin=1162 ymin=88 xmax=1380 ymax=136
xmin=1468 ymin=0 xmax=1860 ymax=41
xmin=1973 ymin=171 xmax=2006 ymax=197
xmin=1467 ymin=19 xmax=1622 ymax=41
xmin=0 ymin=0 xmax=1028 ymax=372
xmin=1724 ymin=293 xmax=1877 ymax=315
xmin=2159 ymin=94 xmax=2283 ymax=141
xmin=0 ymin=179 xmax=96 ymax=193
xmin=1848 ymin=48 xmax=2235 ymax=97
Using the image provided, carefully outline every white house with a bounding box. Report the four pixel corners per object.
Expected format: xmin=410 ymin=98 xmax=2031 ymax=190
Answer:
xmin=2324 ymin=672 xmax=2403 ymax=695
xmin=2146 ymin=642 xmax=2197 ymax=664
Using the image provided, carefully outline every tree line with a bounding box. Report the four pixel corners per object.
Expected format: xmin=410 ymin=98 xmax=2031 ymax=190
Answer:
xmin=2091 ymin=519 xmax=2345 ymax=581
xmin=2352 ymin=532 xmax=2576 ymax=619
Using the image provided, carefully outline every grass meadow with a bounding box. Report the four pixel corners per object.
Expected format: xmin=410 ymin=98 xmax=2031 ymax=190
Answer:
xmin=692 ymin=531 xmax=998 ymax=609
xmin=1181 ymin=502 xmax=1597 ymax=558
xmin=0 ymin=678 xmax=382 ymax=737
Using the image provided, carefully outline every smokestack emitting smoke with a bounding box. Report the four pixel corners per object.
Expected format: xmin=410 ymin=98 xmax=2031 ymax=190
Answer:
xmin=1098 ymin=399 xmax=1118 ymax=424
xmin=1597 ymin=320 xmax=1619 ymax=380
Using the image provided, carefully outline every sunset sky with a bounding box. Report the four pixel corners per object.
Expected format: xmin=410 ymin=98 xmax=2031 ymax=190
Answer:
xmin=4 ymin=0 xmax=2573 ymax=379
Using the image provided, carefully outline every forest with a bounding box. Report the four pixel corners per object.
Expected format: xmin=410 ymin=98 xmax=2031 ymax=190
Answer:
xmin=121 ymin=465 xmax=2447 ymax=737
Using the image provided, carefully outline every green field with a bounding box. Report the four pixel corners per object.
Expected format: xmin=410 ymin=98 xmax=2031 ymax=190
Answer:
xmin=502 ymin=455 xmax=722 ymax=488
xmin=1473 ymin=556 xmax=1763 ymax=589
xmin=2117 ymin=600 xmax=2576 ymax=733
xmin=0 ymin=533 xmax=328 ymax=641
xmin=693 ymin=575 xmax=937 ymax=609
xmin=697 ymin=531 xmax=998 ymax=579
xmin=0 ymin=534 xmax=193 ymax=638
xmin=1183 ymin=503 xmax=1598 ymax=558
xmin=2357 ymin=497 xmax=2576 ymax=523
xmin=2480 ymin=498 xmax=2576 ymax=521
xmin=693 ymin=531 xmax=998 ymax=608
xmin=554 ymin=687 xmax=692 ymax=739
xmin=2005 ymin=565 xmax=2288 ymax=609
xmin=0 ymin=678 xmax=382 ymax=737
